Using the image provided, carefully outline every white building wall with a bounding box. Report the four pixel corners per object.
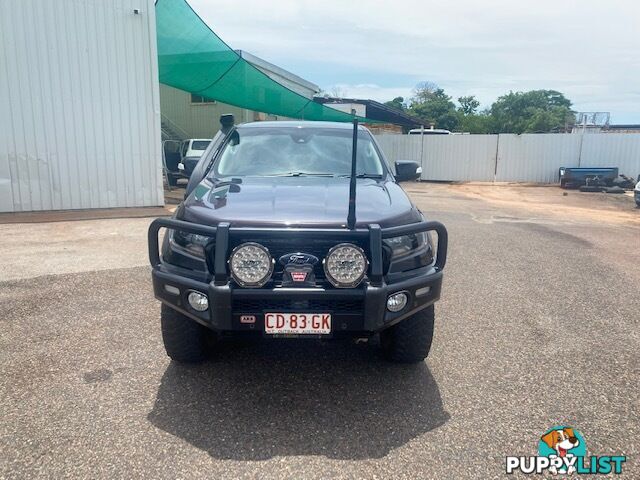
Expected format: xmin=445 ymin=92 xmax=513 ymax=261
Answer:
xmin=0 ymin=0 xmax=163 ymax=213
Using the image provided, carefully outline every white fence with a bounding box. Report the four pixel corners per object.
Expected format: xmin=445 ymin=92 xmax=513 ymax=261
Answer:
xmin=375 ymin=133 xmax=640 ymax=183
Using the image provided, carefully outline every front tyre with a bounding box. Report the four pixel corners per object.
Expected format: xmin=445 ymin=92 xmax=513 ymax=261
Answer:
xmin=380 ymin=305 xmax=435 ymax=363
xmin=161 ymin=304 xmax=209 ymax=363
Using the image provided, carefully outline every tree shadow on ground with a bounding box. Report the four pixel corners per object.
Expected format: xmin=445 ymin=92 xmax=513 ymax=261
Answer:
xmin=148 ymin=339 xmax=449 ymax=460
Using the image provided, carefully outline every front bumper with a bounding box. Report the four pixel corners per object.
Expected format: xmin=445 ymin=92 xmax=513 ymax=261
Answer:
xmin=149 ymin=219 xmax=447 ymax=334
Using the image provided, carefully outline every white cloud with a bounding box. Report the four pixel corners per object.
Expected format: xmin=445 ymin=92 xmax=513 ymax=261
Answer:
xmin=188 ymin=0 xmax=640 ymax=121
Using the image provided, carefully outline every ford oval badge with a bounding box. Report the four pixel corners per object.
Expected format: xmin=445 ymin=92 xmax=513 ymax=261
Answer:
xmin=278 ymin=252 xmax=320 ymax=266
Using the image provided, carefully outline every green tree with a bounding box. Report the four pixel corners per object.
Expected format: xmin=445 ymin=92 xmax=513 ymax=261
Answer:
xmin=457 ymin=111 xmax=492 ymax=134
xmin=489 ymin=90 xmax=574 ymax=133
xmin=384 ymin=96 xmax=407 ymax=111
xmin=409 ymin=83 xmax=459 ymax=131
xmin=457 ymin=95 xmax=480 ymax=115
xmin=411 ymin=81 xmax=439 ymax=103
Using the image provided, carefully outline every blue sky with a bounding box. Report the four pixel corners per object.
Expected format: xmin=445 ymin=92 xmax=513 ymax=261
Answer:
xmin=189 ymin=0 xmax=640 ymax=123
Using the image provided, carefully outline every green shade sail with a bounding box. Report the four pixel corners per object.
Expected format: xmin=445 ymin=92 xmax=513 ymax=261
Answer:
xmin=156 ymin=0 xmax=369 ymax=123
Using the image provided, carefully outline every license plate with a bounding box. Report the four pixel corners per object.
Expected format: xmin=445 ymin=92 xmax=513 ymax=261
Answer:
xmin=264 ymin=313 xmax=331 ymax=335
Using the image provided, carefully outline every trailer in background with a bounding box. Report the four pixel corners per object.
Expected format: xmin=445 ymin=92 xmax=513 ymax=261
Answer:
xmin=558 ymin=167 xmax=619 ymax=188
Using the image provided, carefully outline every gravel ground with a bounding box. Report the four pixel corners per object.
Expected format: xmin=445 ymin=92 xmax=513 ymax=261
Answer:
xmin=1 ymin=184 xmax=638 ymax=479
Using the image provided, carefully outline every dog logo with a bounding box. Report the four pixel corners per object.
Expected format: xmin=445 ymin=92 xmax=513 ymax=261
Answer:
xmin=506 ymin=425 xmax=626 ymax=475
xmin=539 ymin=427 xmax=584 ymax=474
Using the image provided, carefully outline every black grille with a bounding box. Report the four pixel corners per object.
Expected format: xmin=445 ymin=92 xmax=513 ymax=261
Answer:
xmin=232 ymin=297 xmax=364 ymax=313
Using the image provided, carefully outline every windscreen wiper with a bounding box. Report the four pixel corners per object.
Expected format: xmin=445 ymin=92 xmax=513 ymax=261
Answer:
xmin=338 ymin=173 xmax=384 ymax=179
xmin=271 ymin=172 xmax=335 ymax=177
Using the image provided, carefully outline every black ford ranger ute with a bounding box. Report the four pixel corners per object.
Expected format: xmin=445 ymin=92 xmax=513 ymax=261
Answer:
xmin=149 ymin=119 xmax=448 ymax=363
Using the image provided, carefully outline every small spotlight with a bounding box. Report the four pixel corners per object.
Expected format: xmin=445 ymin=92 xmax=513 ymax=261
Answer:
xmin=187 ymin=291 xmax=209 ymax=311
xmin=387 ymin=292 xmax=408 ymax=312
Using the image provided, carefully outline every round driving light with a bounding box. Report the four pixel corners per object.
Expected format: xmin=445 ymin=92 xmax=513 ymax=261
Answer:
xmin=229 ymin=242 xmax=274 ymax=287
xmin=323 ymin=243 xmax=368 ymax=288
xmin=387 ymin=292 xmax=408 ymax=312
xmin=187 ymin=291 xmax=209 ymax=311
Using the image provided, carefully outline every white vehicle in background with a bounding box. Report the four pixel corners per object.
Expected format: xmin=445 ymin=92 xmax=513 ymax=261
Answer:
xmin=408 ymin=128 xmax=451 ymax=135
xmin=163 ymin=138 xmax=212 ymax=187
xmin=635 ymin=177 xmax=640 ymax=207
xmin=178 ymin=139 xmax=212 ymax=178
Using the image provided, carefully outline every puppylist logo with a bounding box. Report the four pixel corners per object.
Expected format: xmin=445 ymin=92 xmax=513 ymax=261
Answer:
xmin=506 ymin=426 xmax=626 ymax=475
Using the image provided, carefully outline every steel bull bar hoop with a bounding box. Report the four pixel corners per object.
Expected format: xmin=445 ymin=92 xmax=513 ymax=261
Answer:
xmin=149 ymin=218 xmax=448 ymax=281
xmin=381 ymin=220 xmax=448 ymax=271
xmin=147 ymin=218 xmax=218 ymax=268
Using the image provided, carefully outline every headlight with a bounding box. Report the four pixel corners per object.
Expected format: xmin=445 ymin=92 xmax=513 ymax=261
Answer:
xmin=169 ymin=230 xmax=211 ymax=259
xmin=229 ymin=242 xmax=274 ymax=287
xmin=384 ymin=232 xmax=431 ymax=258
xmin=323 ymin=243 xmax=368 ymax=288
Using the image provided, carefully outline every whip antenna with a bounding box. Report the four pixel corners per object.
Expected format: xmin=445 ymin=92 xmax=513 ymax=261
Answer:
xmin=347 ymin=118 xmax=358 ymax=230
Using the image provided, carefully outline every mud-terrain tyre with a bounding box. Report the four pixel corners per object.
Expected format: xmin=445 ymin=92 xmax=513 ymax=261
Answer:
xmin=161 ymin=304 xmax=209 ymax=363
xmin=381 ymin=305 xmax=435 ymax=363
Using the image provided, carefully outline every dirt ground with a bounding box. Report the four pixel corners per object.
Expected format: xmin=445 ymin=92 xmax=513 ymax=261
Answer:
xmin=404 ymin=182 xmax=640 ymax=285
xmin=406 ymin=182 xmax=640 ymax=226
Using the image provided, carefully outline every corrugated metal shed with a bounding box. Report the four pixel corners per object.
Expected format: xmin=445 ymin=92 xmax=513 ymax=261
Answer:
xmin=160 ymin=85 xmax=250 ymax=139
xmin=0 ymin=0 xmax=163 ymax=213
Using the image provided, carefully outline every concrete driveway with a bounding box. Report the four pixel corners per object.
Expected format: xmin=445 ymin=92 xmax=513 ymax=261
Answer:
xmin=1 ymin=184 xmax=638 ymax=478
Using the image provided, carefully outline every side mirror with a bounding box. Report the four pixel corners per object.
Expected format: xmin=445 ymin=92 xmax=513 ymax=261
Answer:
xmin=395 ymin=160 xmax=422 ymax=182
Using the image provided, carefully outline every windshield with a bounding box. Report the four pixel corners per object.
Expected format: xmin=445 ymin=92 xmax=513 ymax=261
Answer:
xmin=191 ymin=140 xmax=211 ymax=151
xmin=213 ymin=127 xmax=385 ymax=177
